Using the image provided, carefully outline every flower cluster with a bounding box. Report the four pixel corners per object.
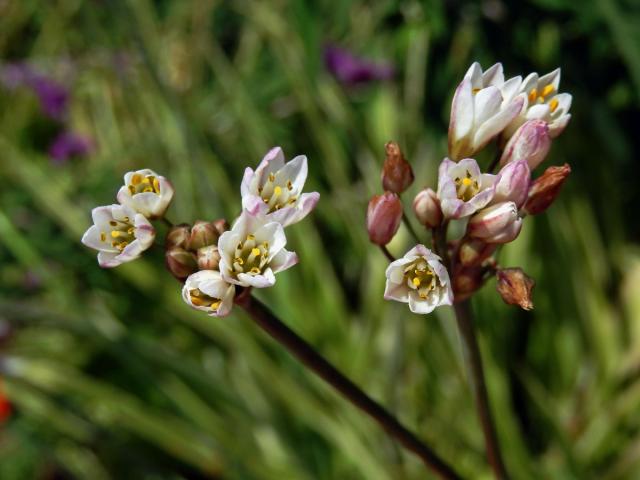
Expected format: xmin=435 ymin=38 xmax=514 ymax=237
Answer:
xmin=82 ymin=148 xmax=319 ymax=318
xmin=368 ymin=62 xmax=572 ymax=313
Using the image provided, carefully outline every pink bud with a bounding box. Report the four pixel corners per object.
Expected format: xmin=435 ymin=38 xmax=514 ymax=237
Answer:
xmin=197 ymin=245 xmax=221 ymax=271
xmin=523 ymin=163 xmax=571 ymax=215
xmin=367 ymin=192 xmax=403 ymax=245
xmin=165 ymin=224 xmax=191 ymax=249
xmin=496 ymin=268 xmax=535 ymax=310
xmin=459 ymin=238 xmax=497 ymax=267
xmin=187 ymin=220 xmax=221 ymax=250
xmin=493 ymin=160 xmax=530 ymax=208
xmin=412 ymin=188 xmax=442 ymax=228
xmin=468 ymin=202 xmax=519 ymax=241
xmin=499 ymin=120 xmax=551 ymax=170
xmin=381 ymin=142 xmax=414 ymax=194
xmin=165 ymin=247 xmax=198 ymax=281
xmin=452 ymin=265 xmax=485 ymax=302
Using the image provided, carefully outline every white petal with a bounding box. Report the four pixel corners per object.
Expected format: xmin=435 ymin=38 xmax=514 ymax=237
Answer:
xmin=98 ymin=250 xmax=121 ymax=268
xmin=473 ymin=95 xmax=524 ymax=150
xmin=270 ymin=249 xmax=298 ymax=273
xmin=240 ymin=167 xmax=256 ymax=197
xmin=448 ymin=78 xmax=475 ymax=152
xmin=279 ymin=155 xmax=308 ymax=193
xmin=474 ymin=86 xmax=502 ymax=126
xmin=482 ymin=63 xmax=504 ymax=87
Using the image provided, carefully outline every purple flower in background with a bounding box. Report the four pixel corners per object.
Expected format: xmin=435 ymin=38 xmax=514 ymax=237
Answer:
xmin=48 ymin=132 xmax=93 ymax=164
xmin=0 ymin=63 xmax=32 ymax=90
xmin=323 ymin=44 xmax=394 ymax=86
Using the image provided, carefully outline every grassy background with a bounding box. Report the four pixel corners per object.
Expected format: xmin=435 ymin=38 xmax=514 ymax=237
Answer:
xmin=1 ymin=0 xmax=640 ymax=478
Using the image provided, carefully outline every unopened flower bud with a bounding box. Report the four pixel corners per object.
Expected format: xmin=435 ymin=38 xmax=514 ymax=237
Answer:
xmin=499 ymin=119 xmax=551 ymax=170
xmin=381 ymin=142 xmax=414 ymax=194
xmin=166 ymin=247 xmax=198 ymax=281
xmin=165 ymin=224 xmax=191 ymax=249
xmin=459 ymin=238 xmax=497 ymax=267
xmin=211 ymin=219 xmax=229 ymax=237
xmin=496 ymin=268 xmax=535 ymax=310
xmin=452 ymin=265 xmax=484 ymax=302
xmin=493 ymin=160 xmax=530 ymax=208
xmin=523 ymin=163 xmax=571 ymax=215
xmin=197 ymin=245 xmax=221 ymax=271
xmin=367 ymin=192 xmax=403 ymax=246
xmin=187 ymin=221 xmax=220 ymax=250
xmin=468 ymin=202 xmax=519 ymax=241
xmin=413 ymin=188 xmax=442 ymax=228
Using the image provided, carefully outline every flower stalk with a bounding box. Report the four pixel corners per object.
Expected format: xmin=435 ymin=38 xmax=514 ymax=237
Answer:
xmin=236 ymin=293 xmax=462 ymax=480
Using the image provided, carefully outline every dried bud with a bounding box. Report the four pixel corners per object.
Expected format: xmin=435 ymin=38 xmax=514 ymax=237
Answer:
xmin=187 ymin=221 xmax=221 ymax=250
xmin=499 ymin=119 xmax=551 ymax=170
xmin=452 ymin=265 xmax=484 ymax=302
xmin=496 ymin=268 xmax=535 ymax=310
xmin=197 ymin=245 xmax=221 ymax=271
xmin=413 ymin=188 xmax=442 ymax=228
xmin=523 ymin=163 xmax=571 ymax=215
xmin=165 ymin=224 xmax=191 ymax=249
xmin=166 ymin=247 xmax=198 ymax=281
xmin=367 ymin=192 xmax=403 ymax=246
xmin=468 ymin=202 xmax=520 ymax=243
xmin=381 ymin=142 xmax=414 ymax=194
xmin=459 ymin=238 xmax=497 ymax=267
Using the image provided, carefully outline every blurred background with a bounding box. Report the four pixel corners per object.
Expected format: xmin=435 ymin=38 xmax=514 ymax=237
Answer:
xmin=1 ymin=0 xmax=640 ymax=478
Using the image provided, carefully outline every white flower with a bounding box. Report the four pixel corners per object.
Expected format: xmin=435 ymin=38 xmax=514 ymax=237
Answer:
xmin=501 ymin=68 xmax=572 ymax=140
xmin=448 ymin=62 xmax=525 ymax=160
xmin=182 ymin=270 xmax=235 ymax=317
xmin=218 ymin=210 xmax=298 ymax=288
xmin=241 ymin=147 xmax=320 ymax=227
xmin=437 ymin=158 xmax=498 ymax=219
xmin=116 ymin=169 xmax=174 ymax=219
xmin=384 ymin=244 xmax=453 ymax=314
xmin=81 ymin=204 xmax=155 ymax=268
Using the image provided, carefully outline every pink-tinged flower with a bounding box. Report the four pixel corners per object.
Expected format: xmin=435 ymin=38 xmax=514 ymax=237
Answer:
xmin=218 ymin=210 xmax=298 ymax=288
xmin=116 ymin=169 xmax=175 ymax=219
xmin=437 ymin=158 xmax=498 ymax=219
xmin=412 ymin=188 xmax=442 ymax=228
xmin=502 ymin=68 xmax=572 ymax=140
xmin=48 ymin=132 xmax=93 ymax=164
xmin=182 ymin=270 xmax=235 ymax=317
xmin=367 ymin=192 xmax=403 ymax=246
xmin=491 ymin=160 xmax=530 ymax=208
xmin=81 ymin=204 xmax=155 ymax=268
xmin=499 ymin=119 xmax=551 ymax=170
xmin=467 ymin=202 xmax=522 ymax=244
xmin=241 ymin=147 xmax=319 ymax=228
xmin=448 ymin=62 xmax=525 ymax=160
xmin=384 ymin=244 xmax=453 ymax=314
xmin=323 ymin=44 xmax=394 ymax=86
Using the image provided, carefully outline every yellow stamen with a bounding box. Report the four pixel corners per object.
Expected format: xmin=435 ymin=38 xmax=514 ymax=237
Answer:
xmin=541 ymin=84 xmax=554 ymax=97
xmin=528 ymin=88 xmax=537 ymax=103
xmin=211 ymin=301 xmax=221 ymax=310
xmin=128 ymin=185 xmax=136 ymax=195
xmin=251 ymin=248 xmax=261 ymax=257
xmin=235 ymin=257 xmax=244 ymax=265
xmin=412 ymin=277 xmax=421 ymax=287
xmin=472 ymin=87 xmax=481 ymax=94
xmin=268 ymin=173 xmax=275 ymax=182
xmin=143 ymin=186 xmax=154 ymax=193
xmin=131 ymin=174 xmax=143 ymax=185
xmin=250 ymin=267 xmax=261 ymax=274
xmin=153 ymin=177 xmax=160 ymax=193
xmin=100 ymin=232 xmax=107 ymax=242
xmin=287 ymin=180 xmax=293 ymax=190
xmin=274 ymin=186 xmax=282 ymax=196
xmin=127 ymin=227 xmax=135 ymax=235
xmin=462 ymin=177 xmax=473 ymax=186
xmin=109 ymin=220 xmax=118 ymax=227
xmin=247 ymin=234 xmax=255 ymax=241
xmin=111 ymin=231 xmax=121 ymax=238
xmin=549 ymin=98 xmax=559 ymax=113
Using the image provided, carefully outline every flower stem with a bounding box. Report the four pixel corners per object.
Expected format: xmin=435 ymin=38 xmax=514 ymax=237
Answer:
xmin=380 ymin=245 xmax=396 ymax=262
xmin=161 ymin=217 xmax=174 ymax=228
xmin=237 ymin=294 xmax=462 ymax=480
xmin=453 ymin=300 xmax=509 ymax=480
xmin=402 ymin=212 xmax=421 ymax=244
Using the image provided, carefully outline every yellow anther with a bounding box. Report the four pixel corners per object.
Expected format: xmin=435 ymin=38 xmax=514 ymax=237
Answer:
xmin=287 ymin=180 xmax=293 ymax=190
xmin=419 ymin=292 xmax=428 ymax=299
xmin=263 ymin=198 xmax=270 ymax=203
xmin=237 ymin=242 xmax=243 ymax=250
xmin=128 ymin=185 xmax=136 ymax=195
xmin=287 ymin=198 xmax=296 ymax=205
xmin=262 ymin=241 xmax=269 ymax=249
xmin=235 ymin=257 xmax=244 ymax=265
xmin=143 ymin=186 xmax=154 ymax=193
xmin=111 ymin=231 xmax=121 ymax=238
xmin=247 ymin=234 xmax=255 ymax=241
xmin=412 ymin=277 xmax=421 ymax=287
xmin=268 ymin=172 xmax=275 ymax=182
xmin=250 ymin=267 xmax=261 ymax=274
xmin=131 ymin=174 xmax=143 ymax=185
xmin=123 ymin=216 xmax=130 ymax=222
xmin=153 ymin=177 xmax=160 ymax=193
xmin=462 ymin=177 xmax=473 ymax=186
xmin=251 ymin=248 xmax=261 ymax=256
xmin=100 ymin=232 xmax=107 ymax=242
xmin=210 ymin=301 xmax=221 ymax=310
xmin=274 ymin=186 xmax=282 ymax=196
xmin=541 ymin=84 xmax=554 ymax=97
xmin=549 ymin=98 xmax=559 ymax=113
xmin=528 ymin=88 xmax=537 ymax=103
xmin=109 ymin=220 xmax=118 ymax=227
xmin=142 ymin=177 xmax=151 ymax=184
xmin=472 ymin=87 xmax=481 ymax=94
xmin=127 ymin=227 xmax=135 ymax=235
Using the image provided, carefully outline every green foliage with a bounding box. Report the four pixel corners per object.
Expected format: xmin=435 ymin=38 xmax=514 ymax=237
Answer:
xmin=1 ymin=0 xmax=639 ymax=478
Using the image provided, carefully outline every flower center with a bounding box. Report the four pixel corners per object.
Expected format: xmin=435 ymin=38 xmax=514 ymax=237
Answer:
xmin=454 ymin=170 xmax=480 ymax=202
xmin=128 ymin=173 xmax=161 ymax=196
xmin=258 ymin=172 xmax=298 ymax=213
xmin=231 ymin=234 xmax=270 ymax=276
xmin=528 ymin=85 xmax=559 ymax=112
xmin=100 ymin=217 xmax=134 ymax=251
xmin=189 ymin=289 xmax=221 ymax=309
xmin=404 ymin=260 xmax=440 ymax=299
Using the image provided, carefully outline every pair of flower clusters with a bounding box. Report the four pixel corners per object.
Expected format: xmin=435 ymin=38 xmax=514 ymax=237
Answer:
xmin=82 ymin=148 xmax=319 ymax=317
xmin=367 ymin=62 xmax=572 ymax=314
